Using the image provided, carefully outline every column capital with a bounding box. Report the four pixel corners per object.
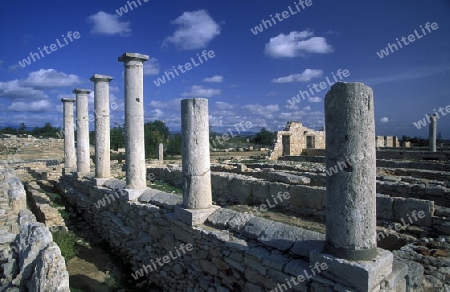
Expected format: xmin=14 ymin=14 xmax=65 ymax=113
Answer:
xmin=90 ymin=74 xmax=113 ymax=82
xmin=73 ymin=88 xmax=91 ymax=95
xmin=118 ymin=52 xmax=149 ymax=63
xmin=61 ymin=98 xmax=76 ymax=103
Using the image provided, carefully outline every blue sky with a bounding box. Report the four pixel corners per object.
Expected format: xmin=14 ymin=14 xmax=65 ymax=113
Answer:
xmin=0 ymin=0 xmax=449 ymax=138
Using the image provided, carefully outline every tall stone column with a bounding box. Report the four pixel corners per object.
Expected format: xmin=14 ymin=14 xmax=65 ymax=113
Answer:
xmin=175 ymin=98 xmax=218 ymax=225
xmin=429 ymin=114 xmax=437 ymax=152
xmin=61 ymin=98 xmax=76 ymax=172
xmin=118 ymin=53 xmax=148 ymax=195
xmin=310 ymin=82 xmax=402 ymax=291
xmin=73 ymin=89 xmax=91 ymax=174
xmin=324 ymin=82 xmax=377 ymax=260
xmin=90 ymin=74 xmax=113 ymax=184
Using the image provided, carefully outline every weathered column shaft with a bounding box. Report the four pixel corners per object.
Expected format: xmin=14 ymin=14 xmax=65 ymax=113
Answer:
xmin=324 ymin=82 xmax=377 ymax=261
xmin=181 ymin=98 xmax=212 ymax=209
xmin=159 ymin=143 xmax=163 ymax=163
xmin=429 ymin=114 xmax=437 ymax=152
xmin=91 ymin=74 xmax=113 ymax=178
xmin=118 ymin=53 xmax=149 ymax=189
xmin=61 ymin=98 xmax=76 ymax=168
xmin=74 ymin=89 xmax=91 ymax=173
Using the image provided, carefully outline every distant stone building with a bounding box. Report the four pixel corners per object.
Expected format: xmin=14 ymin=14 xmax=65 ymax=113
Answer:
xmin=375 ymin=136 xmax=408 ymax=148
xmin=270 ymin=121 xmax=325 ymax=160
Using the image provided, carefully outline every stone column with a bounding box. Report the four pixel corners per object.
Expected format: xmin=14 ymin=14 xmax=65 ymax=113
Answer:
xmin=73 ymin=89 xmax=91 ymax=174
xmin=429 ymin=114 xmax=437 ymax=152
xmin=310 ymin=82 xmax=402 ymax=291
xmin=176 ymin=98 xmax=218 ymax=225
xmin=158 ymin=143 xmax=163 ymax=164
xmin=118 ymin=53 xmax=148 ymax=196
xmin=61 ymin=98 xmax=76 ymax=172
xmin=90 ymin=74 xmax=113 ymax=185
xmin=324 ymin=82 xmax=377 ymax=260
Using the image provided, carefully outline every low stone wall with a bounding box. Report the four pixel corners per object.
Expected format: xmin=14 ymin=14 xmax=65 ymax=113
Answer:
xmin=296 ymin=149 xmax=450 ymax=161
xmin=0 ymin=168 xmax=69 ymax=291
xmin=25 ymin=181 xmax=67 ymax=231
xmin=57 ymin=174 xmax=408 ymax=291
xmin=150 ymin=166 xmax=439 ymax=229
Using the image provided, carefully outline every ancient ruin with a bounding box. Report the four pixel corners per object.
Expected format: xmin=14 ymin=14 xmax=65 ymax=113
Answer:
xmin=1 ymin=52 xmax=449 ymax=291
xmin=270 ymin=121 xmax=325 ymax=160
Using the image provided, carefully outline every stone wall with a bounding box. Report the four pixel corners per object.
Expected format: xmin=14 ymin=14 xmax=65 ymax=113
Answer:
xmin=149 ymin=166 xmax=444 ymax=229
xmin=0 ymin=168 xmax=70 ymax=291
xmin=270 ymin=122 xmax=325 ymax=160
xmin=57 ymin=174 xmax=409 ymax=291
xmin=25 ymin=181 xmax=67 ymax=231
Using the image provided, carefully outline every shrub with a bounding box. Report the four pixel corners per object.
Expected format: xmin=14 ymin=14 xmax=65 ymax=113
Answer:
xmin=52 ymin=230 xmax=79 ymax=261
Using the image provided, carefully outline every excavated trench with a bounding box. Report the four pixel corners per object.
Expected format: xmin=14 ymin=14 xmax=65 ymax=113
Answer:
xmin=22 ymin=171 xmax=161 ymax=292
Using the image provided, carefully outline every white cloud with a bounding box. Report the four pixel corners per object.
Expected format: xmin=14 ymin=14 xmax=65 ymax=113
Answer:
xmin=204 ymin=75 xmax=224 ymax=83
xmin=88 ymin=11 xmax=131 ymax=36
xmin=380 ymin=117 xmax=389 ymax=123
xmin=8 ymin=99 xmax=52 ymax=112
xmin=181 ymin=85 xmax=221 ymax=98
xmin=149 ymin=98 xmax=183 ymax=110
xmin=21 ymin=69 xmax=81 ymax=88
xmin=163 ymin=10 xmax=220 ymax=50
xmin=308 ymin=97 xmax=322 ymax=103
xmin=265 ymin=30 xmax=333 ymax=58
xmin=0 ymin=80 xmax=48 ymax=100
xmin=242 ymin=103 xmax=279 ymax=118
xmin=266 ymin=91 xmax=280 ymax=96
xmin=214 ymin=101 xmax=234 ymax=110
xmin=144 ymin=58 xmax=160 ymax=75
xmin=304 ymin=106 xmax=311 ymax=111
xmin=147 ymin=98 xmax=324 ymax=133
xmin=272 ymin=69 xmax=323 ymax=83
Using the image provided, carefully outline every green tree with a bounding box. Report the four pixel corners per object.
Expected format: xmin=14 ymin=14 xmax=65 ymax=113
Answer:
xmin=166 ymin=134 xmax=182 ymax=156
xmin=144 ymin=120 xmax=169 ymax=158
xmin=110 ymin=124 xmax=125 ymax=151
xmin=252 ymin=128 xmax=275 ymax=147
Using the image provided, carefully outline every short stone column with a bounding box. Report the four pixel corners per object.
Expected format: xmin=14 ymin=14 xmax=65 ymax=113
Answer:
xmin=310 ymin=82 xmax=405 ymax=291
xmin=175 ymin=98 xmax=218 ymax=225
xmin=90 ymin=74 xmax=113 ymax=185
xmin=158 ymin=143 xmax=163 ymax=164
xmin=429 ymin=114 xmax=437 ymax=152
xmin=118 ymin=53 xmax=148 ymax=198
xmin=73 ymin=89 xmax=91 ymax=174
xmin=61 ymin=98 xmax=76 ymax=173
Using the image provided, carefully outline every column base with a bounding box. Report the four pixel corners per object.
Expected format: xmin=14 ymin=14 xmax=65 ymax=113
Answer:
xmin=175 ymin=205 xmax=220 ymax=226
xmin=92 ymin=177 xmax=112 ymax=186
xmin=123 ymin=189 xmax=146 ymax=201
xmin=74 ymin=172 xmax=94 ymax=179
xmin=310 ymin=248 xmax=394 ymax=291
xmin=62 ymin=168 xmax=76 ymax=175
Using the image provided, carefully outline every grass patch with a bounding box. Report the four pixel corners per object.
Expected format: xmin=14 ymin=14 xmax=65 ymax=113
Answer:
xmin=227 ymin=205 xmax=325 ymax=234
xmin=52 ymin=230 xmax=79 ymax=261
xmin=150 ymin=180 xmax=182 ymax=195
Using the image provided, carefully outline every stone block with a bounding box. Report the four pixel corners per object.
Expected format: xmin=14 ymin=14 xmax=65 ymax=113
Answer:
xmin=91 ymin=177 xmax=111 ymax=186
xmin=376 ymin=194 xmax=393 ymax=220
xmin=290 ymin=230 xmax=325 ymax=258
xmin=150 ymin=191 xmax=183 ymax=210
xmin=228 ymin=212 xmax=254 ymax=234
xmin=241 ymin=216 xmax=272 ymax=239
xmin=310 ymin=249 xmax=393 ymax=292
xmin=258 ymin=222 xmax=303 ymax=251
xmin=123 ymin=189 xmax=145 ymax=201
xmin=393 ymin=198 xmax=434 ymax=226
xmin=175 ymin=205 xmax=220 ymax=226
xmin=205 ymin=208 xmax=239 ymax=229
xmin=266 ymin=171 xmax=311 ymax=185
